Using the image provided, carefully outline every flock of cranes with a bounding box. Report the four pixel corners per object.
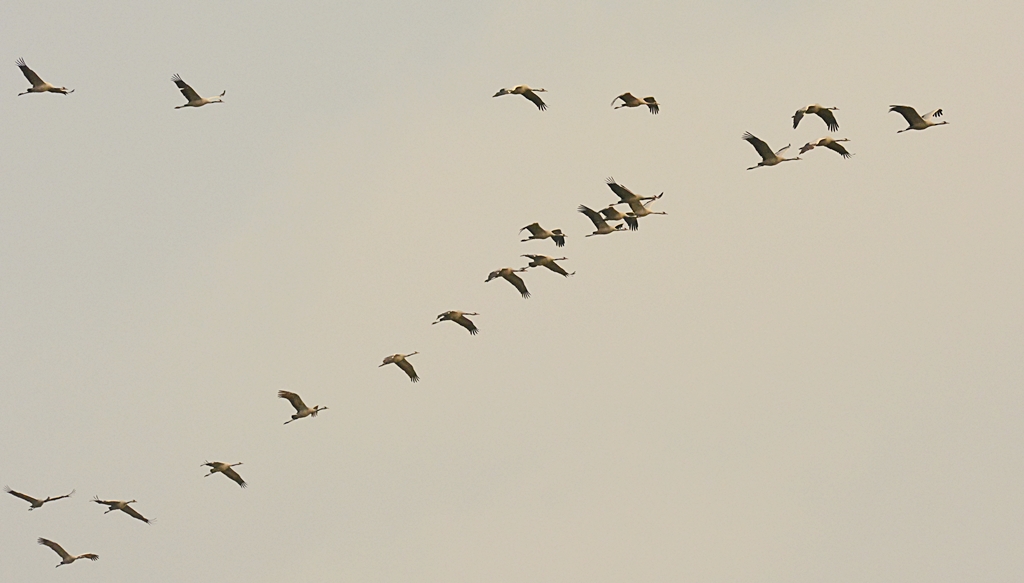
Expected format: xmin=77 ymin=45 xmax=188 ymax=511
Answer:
xmin=8 ymin=55 xmax=948 ymax=570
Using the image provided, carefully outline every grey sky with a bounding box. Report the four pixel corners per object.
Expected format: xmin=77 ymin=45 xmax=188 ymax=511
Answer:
xmin=2 ymin=1 xmax=1023 ymax=581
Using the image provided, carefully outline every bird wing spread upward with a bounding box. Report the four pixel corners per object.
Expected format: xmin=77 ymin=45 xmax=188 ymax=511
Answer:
xmin=613 ymin=92 xmax=636 ymax=106
xmin=278 ymin=390 xmax=306 ymax=412
xmin=16 ymin=59 xmax=45 ymax=86
xmin=38 ymin=538 xmax=71 ymax=559
xmin=798 ymin=141 xmax=817 ymax=154
xmin=521 ymin=223 xmax=543 ymax=236
xmin=578 ymin=205 xmax=606 ymax=229
xmin=816 ymin=109 xmax=839 ymax=131
xmin=93 ymin=497 xmax=117 ymax=508
xmin=5 ymin=487 xmax=40 ymax=505
xmin=604 ymin=178 xmax=637 ymax=202
xmin=924 ymin=108 xmax=943 ymax=120
xmin=522 ymin=89 xmax=547 ymax=110
xmin=889 ymin=105 xmax=924 ymax=125
xmin=172 ymin=74 xmax=202 ymax=102
xmin=743 ymin=132 xmax=774 ymax=160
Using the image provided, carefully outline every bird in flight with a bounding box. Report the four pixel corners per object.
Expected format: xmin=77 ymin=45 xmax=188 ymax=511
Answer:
xmin=889 ymin=105 xmax=947 ymax=133
xmin=799 ymin=136 xmax=853 ymax=158
xmin=5 ymin=486 xmax=74 ymax=510
xmin=792 ymin=104 xmax=839 ymax=131
xmin=742 ymin=132 xmax=801 ymax=170
xmin=202 ymin=461 xmax=247 ymax=488
xmin=278 ymin=390 xmax=328 ymax=424
xmin=433 ymin=311 xmax=480 ymax=335
xmin=172 ymin=74 xmax=225 ymax=109
xmin=611 ymin=92 xmax=659 ymax=114
xmin=380 ymin=353 xmax=421 ymax=382
xmin=493 ymin=85 xmax=547 ymax=110
xmin=486 ymin=267 xmax=531 ymax=298
xmin=16 ymin=58 xmax=73 ymax=95
xmin=93 ymin=497 xmax=153 ymax=524
xmin=37 ymin=538 xmax=98 ymax=568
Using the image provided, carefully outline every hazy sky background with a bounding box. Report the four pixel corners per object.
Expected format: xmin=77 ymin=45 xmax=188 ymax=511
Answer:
xmin=2 ymin=1 xmax=1023 ymax=581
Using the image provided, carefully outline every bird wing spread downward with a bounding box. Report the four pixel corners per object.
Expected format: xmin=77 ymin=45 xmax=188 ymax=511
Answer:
xmin=522 ymin=89 xmax=547 ymax=110
xmin=16 ymin=59 xmax=45 ymax=86
xmin=743 ymin=132 xmax=774 ymax=160
xmin=278 ymin=390 xmax=306 ymax=412
xmin=121 ymin=505 xmax=151 ymax=524
xmin=223 ymin=467 xmax=247 ymax=488
xmin=816 ymin=109 xmax=839 ymax=131
xmin=396 ymin=358 xmax=420 ymax=381
xmin=792 ymin=109 xmax=805 ymax=129
xmin=504 ymin=272 xmax=530 ymax=298
xmin=38 ymin=538 xmax=71 ymax=559
xmin=172 ymin=74 xmax=202 ymax=102
xmin=453 ymin=314 xmax=478 ymax=334
xmin=825 ymin=141 xmax=851 ymax=158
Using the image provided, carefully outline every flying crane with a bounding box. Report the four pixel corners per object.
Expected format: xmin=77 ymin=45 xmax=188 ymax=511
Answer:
xmin=611 ymin=92 xmax=659 ymax=114
xmin=492 ymin=85 xmax=547 ymax=110
xmin=37 ymin=538 xmax=97 ymax=567
xmin=742 ymin=132 xmax=801 ymax=169
xmin=172 ymin=74 xmax=225 ymax=109
xmin=433 ymin=311 xmax=480 ymax=335
xmin=380 ymin=353 xmax=420 ymax=382
xmin=16 ymin=59 xmax=73 ymax=95
xmin=93 ymin=497 xmax=152 ymax=524
xmin=5 ymin=486 xmax=74 ymax=510
xmin=278 ymin=391 xmax=328 ymax=424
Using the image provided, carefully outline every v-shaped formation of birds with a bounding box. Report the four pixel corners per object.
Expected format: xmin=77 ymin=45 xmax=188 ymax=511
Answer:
xmin=9 ymin=58 xmax=948 ymax=569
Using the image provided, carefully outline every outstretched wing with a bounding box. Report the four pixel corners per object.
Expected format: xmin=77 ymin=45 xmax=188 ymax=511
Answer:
xmin=278 ymin=390 xmax=306 ymax=413
xmin=38 ymin=538 xmax=71 ymax=560
xmin=546 ymin=260 xmax=572 ymax=277
xmin=521 ymin=223 xmax=543 ymax=236
xmin=924 ymin=108 xmax=943 ymax=120
xmin=577 ymin=205 xmax=606 ymax=229
xmin=792 ymin=109 xmax=805 ymax=129
xmin=643 ymin=96 xmax=659 ymax=115
xmin=825 ymin=141 xmax=852 ymax=158
xmin=397 ymin=358 xmax=420 ymax=382
xmin=742 ymin=132 xmax=774 ymax=161
xmin=16 ymin=58 xmax=45 ymax=86
xmin=121 ymin=505 xmax=152 ymax=524
xmin=798 ymin=141 xmax=817 ymax=155
xmin=48 ymin=489 xmax=75 ymax=502
xmin=453 ymin=314 xmax=479 ymax=335
xmin=92 ymin=496 xmax=116 ymax=508
xmin=5 ymin=486 xmax=40 ymax=505
xmin=505 ymin=272 xmax=531 ymax=299
xmin=889 ymin=105 xmax=924 ymax=125
xmin=604 ymin=178 xmax=637 ymax=202
xmin=816 ymin=108 xmax=839 ymax=131
xmin=172 ymin=74 xmax=201 ymax=102
xmin=222 ymin=467 xmax=247 ymax=488
xmin=522 ymin=89 xmax=547 ymax=111
xmin=81 ymin=554 xmax=100 ymax=561
xmin=624 ymin=216 xmax=639 ymax=231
